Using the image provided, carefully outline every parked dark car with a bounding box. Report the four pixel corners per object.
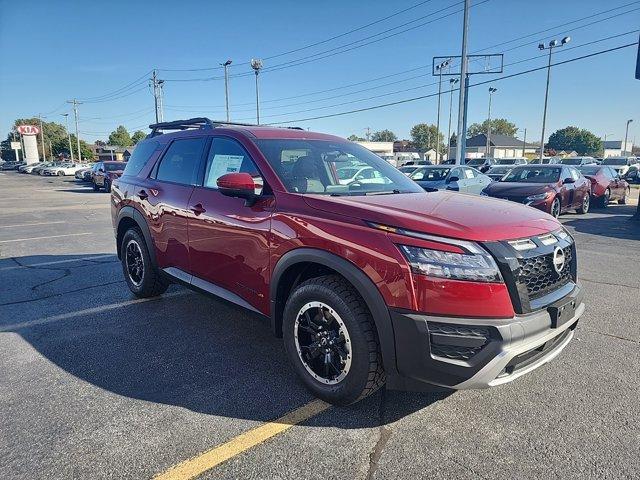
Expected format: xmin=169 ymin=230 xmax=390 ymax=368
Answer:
xmin=482 ymin=165 xmax=591 ymax=218
xmin=409 ymin=165 xmax=492 ymax=194
xmin=92 ymin=161 xmax=125 ymax=192
xmin=623 ymin=164 xmax=639 ymax=184
xmin=576 ymin=165 xmax=629 ymax=207
xmin=110 ymin=118 xmax=584 ymax=405
xmin=465 ymin=157 xmax=496 ymax=172
xmin=485 ymin=165 xmax=513 ymax=181
xmin=0 ymin=161 xmax=25 ymax=170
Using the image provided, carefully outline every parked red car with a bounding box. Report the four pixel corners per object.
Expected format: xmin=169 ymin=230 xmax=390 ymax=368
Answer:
xmin=481 ymin=165 xmax=591 ymax=218
xmin=110 ymin=119 xmax=584 ymax=405
xmin=576 ymin=165 xmax=629 ymax=207
xmin=92 ymin=161 xmax=126 ymax=192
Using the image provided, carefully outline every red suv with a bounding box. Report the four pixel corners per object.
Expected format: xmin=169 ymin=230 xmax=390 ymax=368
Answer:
xmin=111 ymin=118 xmax=584 ymax=405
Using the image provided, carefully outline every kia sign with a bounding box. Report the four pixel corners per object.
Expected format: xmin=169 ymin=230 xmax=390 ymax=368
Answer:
xmin=17 ymin=125 xmax=40 ymax=135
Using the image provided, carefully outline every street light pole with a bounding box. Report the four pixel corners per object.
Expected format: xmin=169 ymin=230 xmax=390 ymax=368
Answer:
xmin=61 ymin=113 xmax=74 ymax=161
xmin=251 ymin=59 xmax=263 ymax=124
xmin=485 ymin=87 xmax=497 ymax=158
xmin=522 ymin=128 xmax=527 ymax=157
xmin=455 ymin=0 xmax=470 ymax=165
xmin=623 ymin=119 xmax=633 ymax=155
xmin=447 ymin=78 xmax=459 ymax=161
xmin=38 ymin=114 xmax=46 ymax=161
xmin=221 ymin=59 xmax=232 ymax=122
xmin=538 ymin=36 xmax=570 ymax=162
xmin=67 ymin=99 xmax=83 ymax=162
xmin=435 ymin=59 xmax=450 ymax=163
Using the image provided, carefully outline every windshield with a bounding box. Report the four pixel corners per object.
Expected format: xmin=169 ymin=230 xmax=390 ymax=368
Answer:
xmin=466 ymin=158 xmax=485 ymax=166
xmin=501 ymin=166 xmax=561 ymax=183
xmin=602 ymin=158 xmax=627 ymax=166
xmin=560 ymin=158 xmax=584 ymax=165
xmin=104 ymin=163 xmax=124 ymax=172
xmin=495 ymin=159 xmax=517 ymax=165
xmin=254 ymin=139 xmax=423 ymax=196
xmin=577 ymin=166 xmax=600 ymax=176
xmin=410 ymin=167 xmax=450 ymax=181
xmin=488 ymin=167 xmax=511 ymax=175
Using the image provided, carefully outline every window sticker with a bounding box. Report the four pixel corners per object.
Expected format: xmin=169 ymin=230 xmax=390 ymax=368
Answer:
xmin=206 ymin=154 xmax=244 ymax=187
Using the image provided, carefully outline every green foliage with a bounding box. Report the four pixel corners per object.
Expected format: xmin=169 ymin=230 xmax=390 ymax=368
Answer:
xmin=10 ymin=118 xmax=69 ymax=160
xmin=68 ymin=134 xmax=95 ymax=160
xmin=108 ymin=125 xmax=132 ymax=147
xmin=347 ymin=134 xmax=365 ymax=141
xmin=547 ymin=126 xmax=602 ymax=156
xmin=131 ymin=130 xmax=146 ymax=144
xmin=370 ymin=129 xmax=397 ymax=142
xmin=467 ymin=118 xmax=518 ymax=138
xmin=410 ymin=123 xmax=444 ymax=153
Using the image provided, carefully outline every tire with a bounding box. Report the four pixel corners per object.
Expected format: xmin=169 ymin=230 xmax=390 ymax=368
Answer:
xmin=92 ymin=181 xmax=100 ymax=191
xmin=57 ymin=171 xmax=64 ymax=176
xmin=599 ymin=188 xmax=610 ymax=208
xmin=550 ymin=197 xmax=561 ymax=218
xmin=121 ymin=228 xmax=168 ymax=298
xmin=104 ymin=180 xmax=111 ymax=193
xmin=282 ymin=275 xmax=385 ymax=405
xmin=576 ymin=192 xmax=590 ymax=214
xmin=619 ymin=188 xmax=628 ymax=204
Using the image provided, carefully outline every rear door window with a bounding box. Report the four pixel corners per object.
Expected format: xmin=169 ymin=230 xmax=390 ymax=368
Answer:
xmin=123 ymin=141 xmax=158 ymax=177
xmin=155 ymin=138 xmax=207 ymax=185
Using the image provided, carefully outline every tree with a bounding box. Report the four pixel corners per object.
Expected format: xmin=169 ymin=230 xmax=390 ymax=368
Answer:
xmin=547 ymin=126 xmax=602 ymax=156
xmin=410 ymin=123 xmax=444 ymax=153
xmin=347 ymin=134 xmax=365 ymax=141
xmin=108 ymin=125 xmax=132 ymax=147
xmin=10 ymin=118 xmax=69 ymax=160
xmin=131 ymin=130 xmax=146 ymax=144
xmin=69 ymin=134 xmax=95 ymax=160
xmin=467 ymin=118 xmax=518 ymax=138
xmin=370 ymin=129 xmax=397 ymax=142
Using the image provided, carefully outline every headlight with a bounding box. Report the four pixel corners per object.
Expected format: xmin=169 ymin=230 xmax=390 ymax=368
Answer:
xmin=399 ymin=245 xmax=502 ymax=283
xmin=525 ymin=192 xmax=551 ymax=203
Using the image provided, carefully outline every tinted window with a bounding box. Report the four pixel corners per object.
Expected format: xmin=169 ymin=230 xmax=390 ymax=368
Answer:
xmin=156 ymin=138 xmax=206 ymax=185
xmin=449 ymin=168 xmax=463 ymax=180
xmin=104 ymin=162 xmax=125 ymax=172
xmin=502 ymin=166 xmax=561 ymax=183
xmin=123 ymin=141 xmax=158 ymax=176
xmin=203 ymin=137 xmax=260 ymax=188
xmin=578 ymin=166 xmax=599 ymax=176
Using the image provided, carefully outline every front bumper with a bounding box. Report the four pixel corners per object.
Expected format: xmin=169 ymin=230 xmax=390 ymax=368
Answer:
xmin=388 ymin=285 xmax=584 ymax=390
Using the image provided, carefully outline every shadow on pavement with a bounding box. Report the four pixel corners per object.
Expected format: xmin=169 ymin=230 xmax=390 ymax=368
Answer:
xmin=562 ymin=204 xmax=640 ymax=241
xmin=1 ymin=254 xmax=449 ymax=428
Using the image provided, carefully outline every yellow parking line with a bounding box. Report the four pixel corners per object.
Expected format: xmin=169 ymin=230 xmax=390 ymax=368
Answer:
xmin=153 ymin=399 xmax=331 ymax=480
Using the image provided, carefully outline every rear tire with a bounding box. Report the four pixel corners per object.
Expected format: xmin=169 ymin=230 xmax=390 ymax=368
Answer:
xmin=92 ymin=181 xmax=100 ymax=191
xmin=282 ymin=275 xmax=385 ymax=405
xmin=619 ymin=188 xmax=628 ymax=204
xmin=121 ymin=228 xmax=168 ymax=298
xmin=576 ymin=193 xmax=589 ymax=214
xmin=104 ymin=180 xmax=111 ymax=193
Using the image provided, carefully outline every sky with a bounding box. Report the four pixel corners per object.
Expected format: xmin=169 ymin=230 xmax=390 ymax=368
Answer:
xmin=1 ymin=0 xmax=639 ymax=146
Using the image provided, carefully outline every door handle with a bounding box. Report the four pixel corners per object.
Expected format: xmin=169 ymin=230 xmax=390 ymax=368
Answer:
xmin=138 ymin=189 xmax=149 ymax=200
xmin=190 ymin=203 xmax=206 ymax=215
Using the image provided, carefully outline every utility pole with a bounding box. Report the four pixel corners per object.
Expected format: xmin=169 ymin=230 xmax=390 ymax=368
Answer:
xmin=434 ymin=59 xmax=450 ymax=163
xmin=447 ymin=78 xmax=459 ymax=161
xmin=365 ymin=127 xmax=371 ymax=141
xmin=522 ymin=128 xmax=527 ymax=157
xmin=455 ymin=0 xmax=470 ymax=165
xmin=538 ymin=36 xmax=570 ymax=162
xmin=37 ymin=115 xmax=46 ymax=162
xmin=251 ymin=59 xmax=263 ymax=124
xmin=67 ymin=99 xmax=83 ymax=162
xmin=221 ymin=59 xmax=232 ymax=122
xmin=61 ymin=113 xmax=74 ymax=161
xmin=151 ymin=70 xmax=165 ymax=123
xmin=623 ymin=119 xmax=633 ymax=155
xmin=485 ymin=87 xmax=497 ymax=158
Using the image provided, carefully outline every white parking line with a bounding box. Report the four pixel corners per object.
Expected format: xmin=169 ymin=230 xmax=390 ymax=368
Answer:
xmin=0 ymin=290 xmax=190 ymax=332
xmin=0 ymin=254 xmax=116 ymax=272
xmin=0 ymin=221 xmax=67 ymax=229
xmin=0 ymin=232 xmax=93 ymax=244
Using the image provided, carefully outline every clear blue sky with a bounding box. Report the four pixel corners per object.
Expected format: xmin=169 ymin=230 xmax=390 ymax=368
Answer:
xmin=1 ymin=0 xmax=638 ymax=145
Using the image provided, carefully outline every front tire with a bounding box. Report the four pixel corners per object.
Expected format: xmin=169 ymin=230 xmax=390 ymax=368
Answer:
xmin=550 ymin=197 xmax=561 ymax=218
xmin=619 ymin=188 xmax=629 ymax=204
xmin=92 ymin=181 xmax=100 ymax=191
xmin=104 ymin=179 xmax=111 ymax=193
xmin=599 ymin=188 xmax=610 ymax=208
xmin=121 ymin=228 xmax=168 ymax=298
xmin=576 ymin=192 xmax=590 ymax=214
xmin=57 ymin=171 xmax=64 ymax=176
xmin=283 ymin=275 xmax=385 ymax=405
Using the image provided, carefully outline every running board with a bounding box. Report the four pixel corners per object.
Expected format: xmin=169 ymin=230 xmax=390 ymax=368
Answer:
xmin=162 ymin=267 xmax=261 ymax=315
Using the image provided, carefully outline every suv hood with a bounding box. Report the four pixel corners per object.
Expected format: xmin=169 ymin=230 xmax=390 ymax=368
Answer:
xmin=303 ymin=191 xmax=560 ymax=242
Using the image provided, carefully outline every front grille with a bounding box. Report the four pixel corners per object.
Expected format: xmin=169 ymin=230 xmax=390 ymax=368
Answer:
xmin=428 ymin=322 xmax=494 ymax=361
xmin=517 ymin=247 xmax=573 ymax=300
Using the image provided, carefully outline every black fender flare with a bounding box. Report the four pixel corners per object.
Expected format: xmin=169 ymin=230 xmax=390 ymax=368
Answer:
xmin=116 ymin=206 xmax=157 ymax=266
xmin=270 ymin=248 xmax=397 ymax=375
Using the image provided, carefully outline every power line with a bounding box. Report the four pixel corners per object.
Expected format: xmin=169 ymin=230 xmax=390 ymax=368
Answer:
xmin=266 ymin=42 xmax=638 ymax=125
xmin=77 ymin=70 xmax=152 ymax=102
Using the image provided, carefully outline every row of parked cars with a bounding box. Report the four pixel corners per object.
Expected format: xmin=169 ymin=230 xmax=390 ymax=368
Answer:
xmin=396 ymin=157 xmax=633 ymax=218
xmin=0 ymin=159 xmax=126 ymax=192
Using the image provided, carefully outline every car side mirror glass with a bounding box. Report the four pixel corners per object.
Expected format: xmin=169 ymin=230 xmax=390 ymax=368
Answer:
xmin=447 ymin=176 xmax=460 ymax=183
xmin=217 ymin=172 xmax=262 ymax=205
xmin=99 ymin=168 xmax=104 ymax=173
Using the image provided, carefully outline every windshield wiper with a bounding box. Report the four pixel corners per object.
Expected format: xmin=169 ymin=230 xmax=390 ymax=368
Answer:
xmin=365 ymin=189 xmax=402 ymax=196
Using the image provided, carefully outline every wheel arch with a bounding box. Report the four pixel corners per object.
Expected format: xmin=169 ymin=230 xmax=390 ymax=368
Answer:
xmin=270 ymin=248 xmax=397 ymax=375
xmin=116 ymin=206 xmax=157 ymax=266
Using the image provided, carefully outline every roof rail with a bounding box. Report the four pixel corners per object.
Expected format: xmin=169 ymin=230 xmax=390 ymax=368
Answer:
xmin=146 ymin=117 xmax=303 ymax=137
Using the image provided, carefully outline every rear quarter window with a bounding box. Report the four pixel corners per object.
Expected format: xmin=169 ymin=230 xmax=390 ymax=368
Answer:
xmin=122 ymin=141 xmax=159 ymax=177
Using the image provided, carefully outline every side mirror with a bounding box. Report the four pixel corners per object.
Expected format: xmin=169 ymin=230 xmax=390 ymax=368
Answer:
xmin=98 ymin=168 xmax=104 ymax=173
xmin=447 ymin=176 xmax=460 ymax=183
xmin=217 ymin=172 xmax=262 ymax=205
xmin=562 ymin=177 xmax=575 ymax=184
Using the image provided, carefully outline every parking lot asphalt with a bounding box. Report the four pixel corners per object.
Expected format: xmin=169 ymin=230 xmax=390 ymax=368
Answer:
xmin=0 ymin=171 xmax=638 ymax=480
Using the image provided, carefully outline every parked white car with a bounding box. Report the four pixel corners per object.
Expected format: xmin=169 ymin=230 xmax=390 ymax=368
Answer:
xmin=42 ymin=163 xmax=89 ymax=176
xmin=18 ymin=163 xmax=41 ymax=173
xmin=336 ymin=166 xmax=387 ymax=185
xmin=602 ymin=156 xmax=638 ymax=176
